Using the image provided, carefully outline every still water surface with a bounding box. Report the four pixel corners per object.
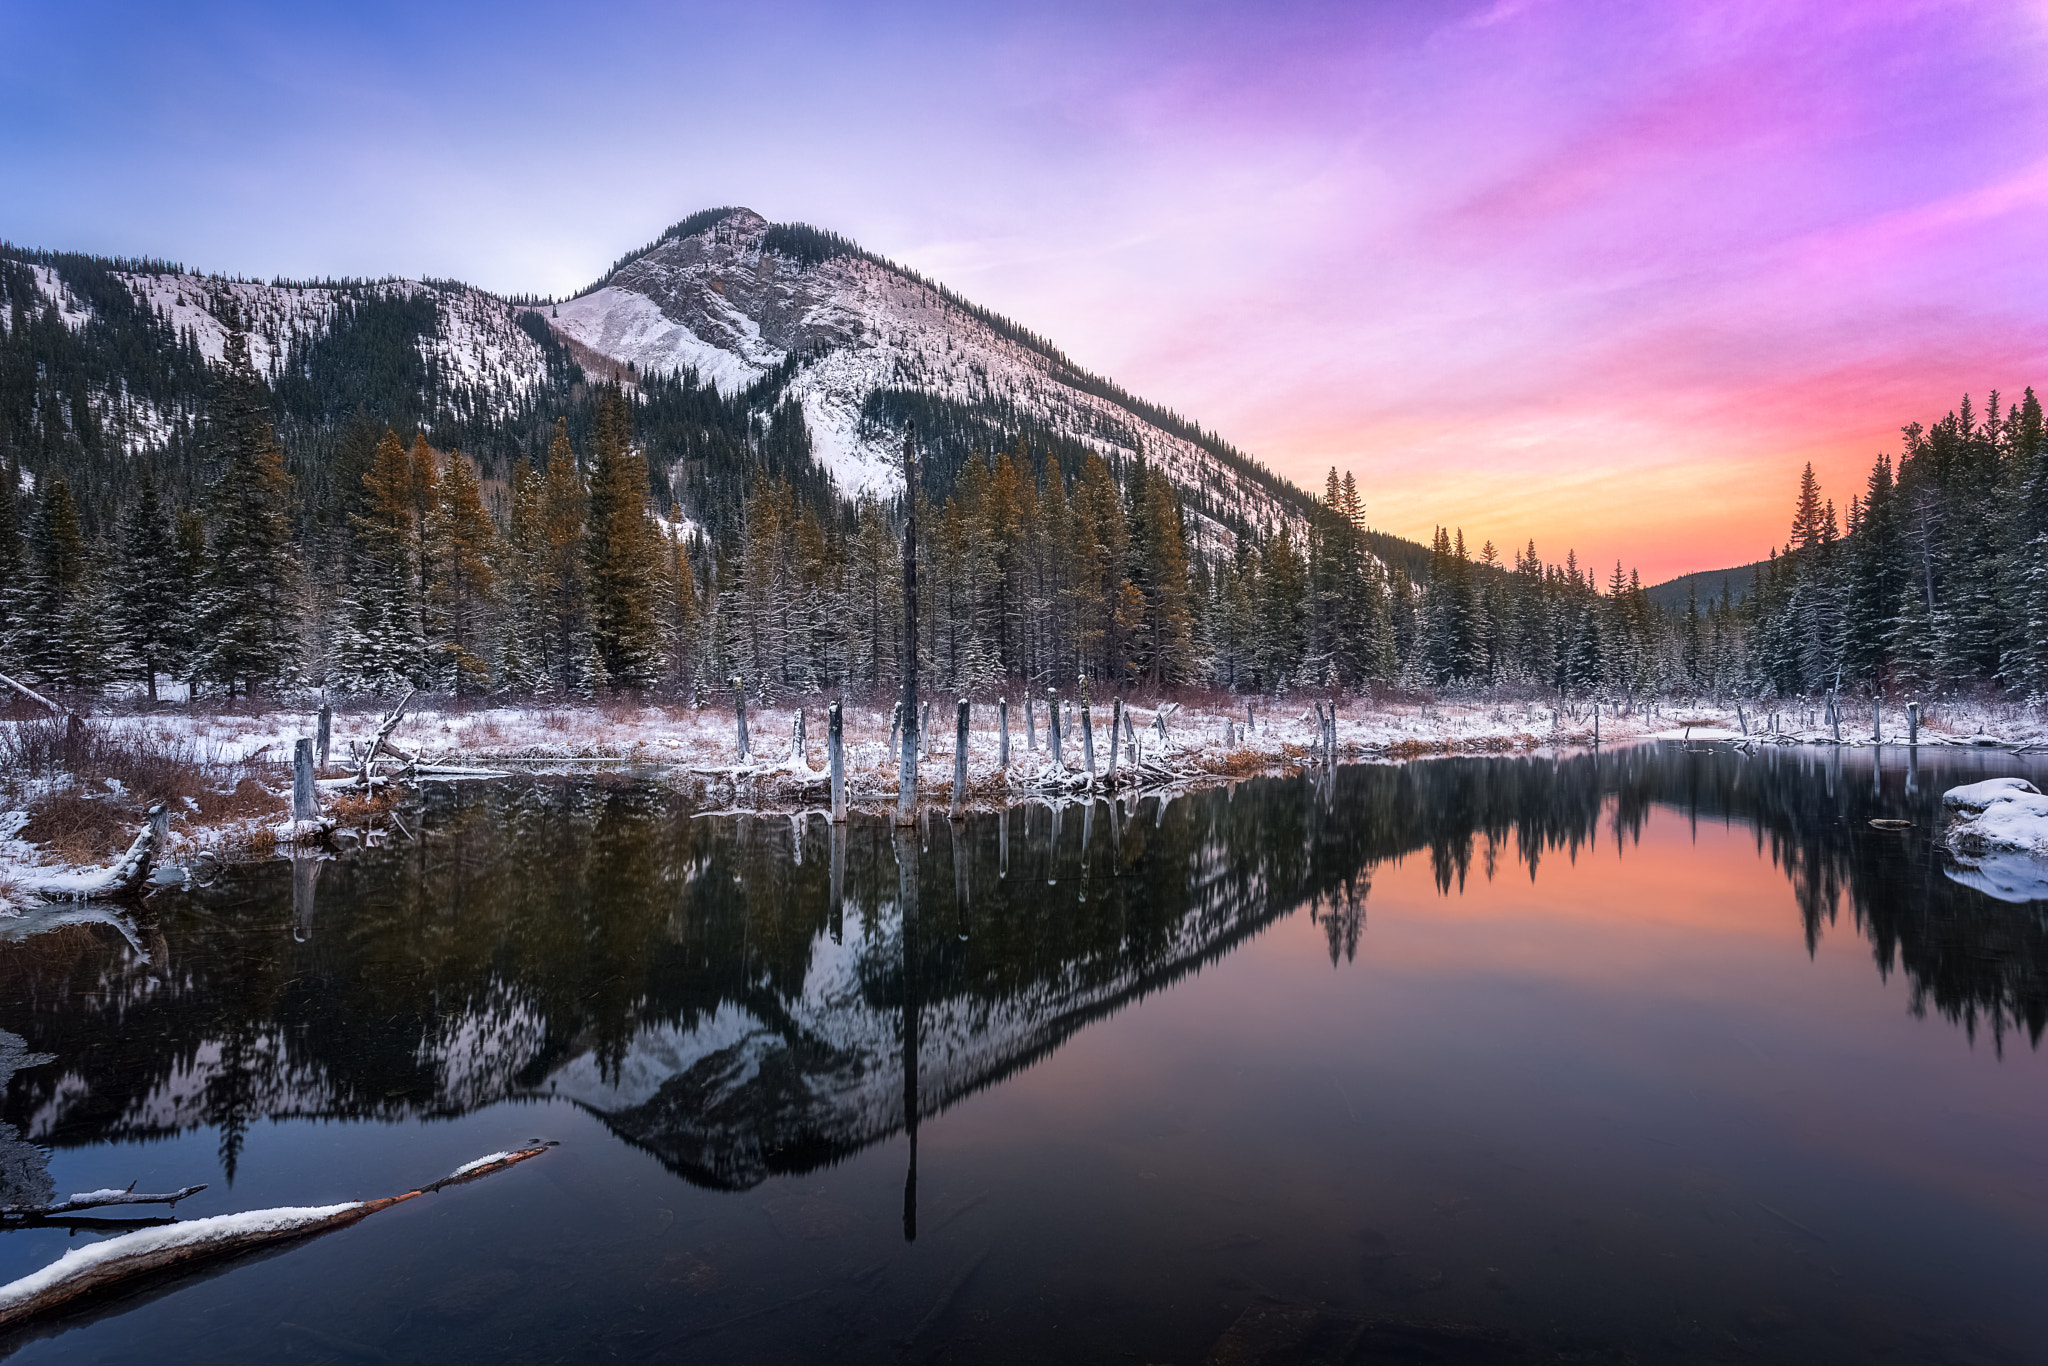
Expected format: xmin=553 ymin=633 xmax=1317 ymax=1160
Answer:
xmin=2 ymin=744 xmax=2045 ymax=1363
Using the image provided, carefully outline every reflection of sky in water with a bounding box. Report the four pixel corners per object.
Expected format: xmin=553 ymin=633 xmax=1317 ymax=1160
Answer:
xmin=0 ymin=746 xmax=2043 ymax=1363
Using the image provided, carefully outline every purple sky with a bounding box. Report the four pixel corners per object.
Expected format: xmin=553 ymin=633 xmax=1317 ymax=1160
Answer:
xmin=6 ymin=0 xmax=2046 ymax=579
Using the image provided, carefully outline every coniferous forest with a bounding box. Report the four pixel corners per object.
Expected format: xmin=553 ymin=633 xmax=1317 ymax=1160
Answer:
xmin=2 ymin=248 xmax=2043 ymax=709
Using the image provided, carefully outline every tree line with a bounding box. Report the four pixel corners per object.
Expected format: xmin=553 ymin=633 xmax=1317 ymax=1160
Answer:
xmin=1 ymin=301 xmax=2041 ymax=707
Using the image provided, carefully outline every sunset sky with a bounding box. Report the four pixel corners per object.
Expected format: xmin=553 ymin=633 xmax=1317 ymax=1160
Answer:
xmin=7 ymin=0 xmax=2047 ymax=581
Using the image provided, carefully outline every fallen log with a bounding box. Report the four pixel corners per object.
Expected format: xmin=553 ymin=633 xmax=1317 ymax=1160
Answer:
xmin=24 ymin=806 xmax=166 ymax=903
xmin=0 ymin=1147 xmax=545 ymax=1332
xmin=3 ymin=1184 xmax=208 ymax=1219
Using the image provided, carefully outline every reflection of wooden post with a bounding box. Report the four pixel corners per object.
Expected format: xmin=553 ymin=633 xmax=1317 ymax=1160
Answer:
xmin=292 ymin=738 xmax=319 ymax=822
xmin=951 ymin=699 xmax=970 ymax=819
xmin=829 ymin=818 xmax=846 ymax=942
xmin=291 ymin=852 xmax=321 ymax=943
xmin=895 ymin=824 xmax=920 ymax=1241
xmin=999 ymin=803 xmax=1009 ymax=879
xmin=829 ymin=701 xmax=846 ymax=823
xmin=998 ymin=698 xmax=1010 ymax=769
xmin=316 ymin=704 xmax=332 ymax=770
xmin=1047 ymin=803 xmax=1062 ymax=885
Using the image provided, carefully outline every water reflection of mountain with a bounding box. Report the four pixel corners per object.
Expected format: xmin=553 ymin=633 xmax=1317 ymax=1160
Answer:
xmin=2 ymin=747 xmax=2042 ymax=1189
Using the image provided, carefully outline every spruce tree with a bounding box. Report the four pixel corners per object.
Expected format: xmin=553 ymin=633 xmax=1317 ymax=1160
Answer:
xmin=196 ymin=317 xmax=300 ymax=697
xmin=108 ymin=465 xmax=190 ymax=702
xmin=429 ymin=451 xmax=498 ymax=696
xmin=584 ymin=385 xmax=663 ymax=689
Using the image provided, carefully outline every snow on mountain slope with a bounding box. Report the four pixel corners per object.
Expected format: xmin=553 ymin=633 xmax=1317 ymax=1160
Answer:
xmin=545 ymin=210 xmax=1306 ymax=538
xmin=3 ymin=256 xmax=559 ymax=453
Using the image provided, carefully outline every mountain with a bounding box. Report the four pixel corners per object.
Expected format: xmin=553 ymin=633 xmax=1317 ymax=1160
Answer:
xmin=543 ymin=208 xmax=1310 ymax=542
xmin=2 ymin=211 xmax=1336 ymax=556
xmin=1642 ymin=561 xmax=1764 ymax=612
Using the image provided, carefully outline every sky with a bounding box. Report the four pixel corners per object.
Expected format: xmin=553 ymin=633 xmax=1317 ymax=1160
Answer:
xmin=5 ymin=0 xmax=2047 ymax=581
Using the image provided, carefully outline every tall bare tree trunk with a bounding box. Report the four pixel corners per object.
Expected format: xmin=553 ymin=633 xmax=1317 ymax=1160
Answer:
xmin=898 ymin=423 xmax=920 ymax=823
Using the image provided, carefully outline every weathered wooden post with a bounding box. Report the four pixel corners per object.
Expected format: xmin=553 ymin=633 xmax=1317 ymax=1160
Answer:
xmin=951 ymin=698 xmax=970 ymax=819
xmin=1024 ymin=689 xmax=1037 ymax=750
xmin=316 ymin=703 xmax=332 ymax=770
xmin=829 ymin=700 xmax=846 ymax=823
xmin=1124 ymin=706 xmax=1138 ymax=768
xmin=293 ymin=737 xmax=320 ymax=823
xmin=1107 ymin=699 xmax=1123 ymax=782
xmin=1873 ymin=693 xmax=1882 ymax=745
xmin=732 ymin=675 xmax=750 ymax=761
xmin=1049 ymin=688 xmax=1063 ymax=766
xmin=1908 ymin=701 xmax=1919 ymax=745
xmin=921 ymin=702 xmax=932 ymax=759
xmin=1831 ymin=690 xmax=1842 ymax=745
xmin=1080 ymin=676 xmax=1097 ymax=785
xmin=1592 ymin=698 xmax=1601 ymax=746
xmin=998 ymin=697 xmax=1010 ymax=768
xmin=1736 ymin=702 xmax=1748 ymax=736
xmin=1247 ymin=701 xmax=1256 ymax=734
xmin=890 ymin=700 xmax=902 ymax=756
xmin=898 ymin=422 xmax=921 ymax=824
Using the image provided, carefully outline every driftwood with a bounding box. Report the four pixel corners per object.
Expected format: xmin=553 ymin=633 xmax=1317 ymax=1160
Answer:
xmin=355 ymin=689 xmax=417 ymax=786
xmin=0 ymin=1147 xmax=546 ymax=1332
xmin=3 ymin=1184 xmax=207 ymax=1220
xmin=0 ymin=673 xmax=65 ymax=718
xmin=23 ymin=806 xmax=166 ymax=903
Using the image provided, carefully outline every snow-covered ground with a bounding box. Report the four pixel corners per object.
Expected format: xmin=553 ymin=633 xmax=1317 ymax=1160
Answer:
xmin=5 ymin=692 xmax=2046 ymax=917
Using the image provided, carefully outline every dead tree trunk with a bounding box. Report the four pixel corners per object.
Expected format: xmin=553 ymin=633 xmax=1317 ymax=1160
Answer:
xmin=316 ymin=704 xmax=332 ymax=770
xmin=1024 ymin=688 xmax=1037 ymax=750
xmin=998 ymin=697 xmax=1010 ymax=769
xmin=732 ymin=675 xmax=750 ymax=761
xmin=292 ymin=738 xmax=319 ymax=822
xmin=898 ymin=421 xmax=920 ymax=824
xmin=1049 ymin=689 xmax=1063 ymax=767
xmin=829 ymin=700 xmax=846 ymax=823
xmin=951 ymin=699 xmax=970 ymax=819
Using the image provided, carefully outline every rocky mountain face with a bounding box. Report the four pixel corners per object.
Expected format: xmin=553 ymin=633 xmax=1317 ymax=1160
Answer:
xmin=543 ymin=209 xmax=1308 ymax=539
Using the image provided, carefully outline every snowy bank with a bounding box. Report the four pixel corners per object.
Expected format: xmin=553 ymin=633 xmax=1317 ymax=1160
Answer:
xmin=1941 ymin=778 xmax=2048 ymax=902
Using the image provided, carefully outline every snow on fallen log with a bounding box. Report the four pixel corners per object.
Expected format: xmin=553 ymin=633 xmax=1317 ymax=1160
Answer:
xmin=21 ymin=806 xmax=165 ymax=903
xmin=3 ymin=1184 xmax=208 ymax=1220
xmin=0 ymin=1146 xmax=546 ymax=1331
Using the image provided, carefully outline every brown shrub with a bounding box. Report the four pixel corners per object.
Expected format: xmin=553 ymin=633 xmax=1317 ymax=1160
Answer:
xmin=17 ymin=791 xmax=140 ymax=864
xmin=326 ymin=786 xmax=401 ymax=821
xmin=192 ymin=777 xmax=284 ymax=824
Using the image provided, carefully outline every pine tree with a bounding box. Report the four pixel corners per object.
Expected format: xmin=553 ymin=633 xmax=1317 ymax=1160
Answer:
xmin=429 ymin=451 xmax=498 ymax=696
xmin=17 ymin=478 xmax=93 ymax=690
xmin=108 ymin=465 xmax=191 ymax=702
xmin=196 ymin=316 xmax=300 ymax=697
xmin=338 ymin=431 xmax=423 ymax=692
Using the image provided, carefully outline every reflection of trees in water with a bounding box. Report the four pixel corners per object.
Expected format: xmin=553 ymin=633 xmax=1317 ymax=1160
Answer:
xmin=3 ymin=749 xmax=2043 ymax=1176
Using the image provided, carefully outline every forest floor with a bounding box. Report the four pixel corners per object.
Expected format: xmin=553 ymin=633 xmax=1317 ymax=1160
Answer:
xmin=2 ymin=691 xmax=2042 ymax=915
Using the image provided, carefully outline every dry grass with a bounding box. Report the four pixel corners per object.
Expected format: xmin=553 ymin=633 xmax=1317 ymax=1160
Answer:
xmin=325 ymin=786 xmax=401 ymax=821
xmin=3 ymin=715 xmax=270 ymax=864
xmin=16 ymin=791 xmax=138 ymax=864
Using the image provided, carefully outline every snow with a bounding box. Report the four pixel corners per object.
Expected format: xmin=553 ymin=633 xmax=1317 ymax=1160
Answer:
xmin=62 ymin=1189 xmax=131 ymax=1205
xmin=447 ymin=1151 xmax=514 ymax=1178
xmin=0 ymin=1203 xmax=362 ymax=1315
xmin=1942 ymin=778 xmax=2048 ymax=881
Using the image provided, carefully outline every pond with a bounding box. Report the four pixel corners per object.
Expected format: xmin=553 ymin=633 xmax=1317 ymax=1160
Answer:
xmin=2 ymin=743 xmax=2045 ymax=1364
